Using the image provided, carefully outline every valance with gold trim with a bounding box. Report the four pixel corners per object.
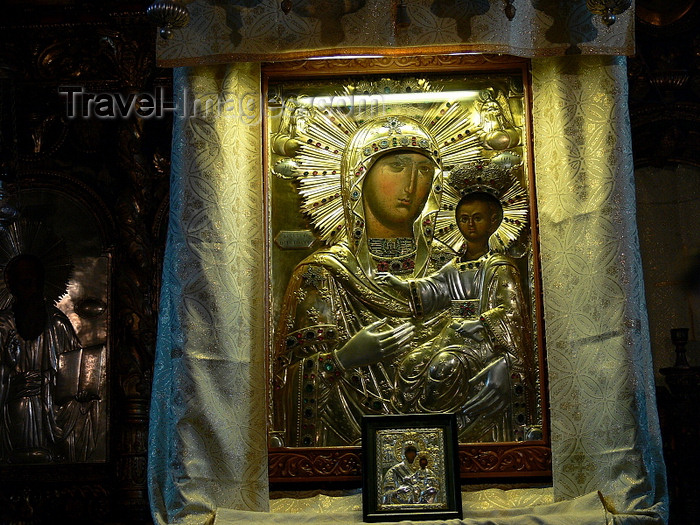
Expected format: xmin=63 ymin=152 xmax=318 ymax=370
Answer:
xmin=155 ymin=0 xmax=634 ymax=67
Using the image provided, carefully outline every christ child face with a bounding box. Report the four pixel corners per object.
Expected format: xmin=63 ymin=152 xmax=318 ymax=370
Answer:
xmin=456 ymin=199 xmax=499 ymax=247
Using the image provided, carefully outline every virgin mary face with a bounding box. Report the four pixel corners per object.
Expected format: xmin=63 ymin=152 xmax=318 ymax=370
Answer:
xmin=362 ymin=151 xmax=435 ymax=236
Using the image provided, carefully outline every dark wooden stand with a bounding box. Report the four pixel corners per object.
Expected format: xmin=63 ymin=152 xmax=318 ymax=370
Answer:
xmin=658 ymin=366 xmax=700 ymax=524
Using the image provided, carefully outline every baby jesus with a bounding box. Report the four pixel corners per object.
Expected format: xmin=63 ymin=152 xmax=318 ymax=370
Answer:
xmin=378 ymin=191 xmax=501 ymax=338
xmin=377 ymin=191 xmax=530 ymax=441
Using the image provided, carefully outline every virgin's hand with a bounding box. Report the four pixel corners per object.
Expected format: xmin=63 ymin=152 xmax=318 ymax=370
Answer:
xmin=334 ymin=318 xmax=414 ymax=369
xmin=375 ymin=272 xmax=409 ymax=293
xmin=462 ymin=357 xmax=510 ymax=417
xmin=450 ymin=319 xmax=485 ymax=341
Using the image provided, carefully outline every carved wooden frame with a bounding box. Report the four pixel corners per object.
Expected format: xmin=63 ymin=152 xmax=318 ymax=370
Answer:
xmin=263 ymin=54 xmax=551 ymax=484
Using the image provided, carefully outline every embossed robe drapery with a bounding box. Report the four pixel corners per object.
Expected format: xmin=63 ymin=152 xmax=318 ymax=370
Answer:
xmin=148 ymin=55 xmax=668 ymax=524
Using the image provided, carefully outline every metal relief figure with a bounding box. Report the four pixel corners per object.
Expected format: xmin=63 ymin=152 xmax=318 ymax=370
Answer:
xmin=377 ymin=163 xmax=533 ymax=441
xmin=476 ymin=89 xmax=521 ymax=151
xmin=381 ymin=442 xmax=419 ymax=505
xmin=272 ymin=114 xmax=449 ymax=447
xmin=0 ymin=254 xmax=79 ymax=462
xmin=270 ymin=82 xmax=535 ymax=447
xmin=0 ymin=243 xmax=101 ymax=463
xmin=375 ymin=430 xmax=446 ymax=510
xmin=413 ymin=455 xmax=439 ymax=504
xmin=382 ymin=447 xmax=441 ymax=506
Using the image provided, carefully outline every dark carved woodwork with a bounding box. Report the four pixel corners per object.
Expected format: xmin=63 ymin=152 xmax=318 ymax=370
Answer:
xmin=658 ymin=368 xmax=700 ymax=525
xmin=629 ymin=0 xmax=700 ymax=168
xmin=0 ymin=3 xmax=171 ymax=523
xmin=629 ymin=3 xmax=700 ymax=524
xmin=113 ymin=85 xmax=169 ymax=523
xmin=269 ymin=444 xmax=552 ymax=483
xmin=0 ymin=468 xmax=111 ymax=524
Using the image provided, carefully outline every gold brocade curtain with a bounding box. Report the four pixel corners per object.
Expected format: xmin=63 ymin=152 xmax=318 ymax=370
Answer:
xmin=155 ymin=0 xmax=635 ymax=66
xmin=532 ymin=56 xmax=665 ymax=513
xmin=148 ymin=56 xmax=668 ymax=524
xmin=148 ymin=64 xmax=269 ymax=522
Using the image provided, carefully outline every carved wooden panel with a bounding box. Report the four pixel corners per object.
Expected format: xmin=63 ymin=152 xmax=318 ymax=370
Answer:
xmin=269 ymin=444 xmax=552 ymax=483
xmin=269 ymin=448 xmax=364 ymax=483
xmin=0 ymin=4 xmax=171 ymax=523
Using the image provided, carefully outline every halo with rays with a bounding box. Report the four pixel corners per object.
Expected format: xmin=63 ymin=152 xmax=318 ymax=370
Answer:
xmin=275 ymin=79 xmax=487 ymax=246
xmin=0 ymin=218 xmax=73 ymax=309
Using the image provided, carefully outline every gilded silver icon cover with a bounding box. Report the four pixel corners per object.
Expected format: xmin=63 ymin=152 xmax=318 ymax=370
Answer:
xmin=267 ymin=73 xmax=541 ymax=449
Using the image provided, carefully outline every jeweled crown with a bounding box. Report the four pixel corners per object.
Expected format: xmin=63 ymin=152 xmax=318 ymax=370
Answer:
xmin=447 ymin=161 xmax=513 ymax=199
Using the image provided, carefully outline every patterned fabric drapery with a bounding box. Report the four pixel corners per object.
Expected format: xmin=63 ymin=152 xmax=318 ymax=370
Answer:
xmin=532 ymin=55 xmax=666 ymax=516
xmin=148 ymin=63 xmax=269 ymax=523
xmin=155 ymin=0 xmax=634 ymax=67
xmin=148 ymin=56 xmax=667 ymax=524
